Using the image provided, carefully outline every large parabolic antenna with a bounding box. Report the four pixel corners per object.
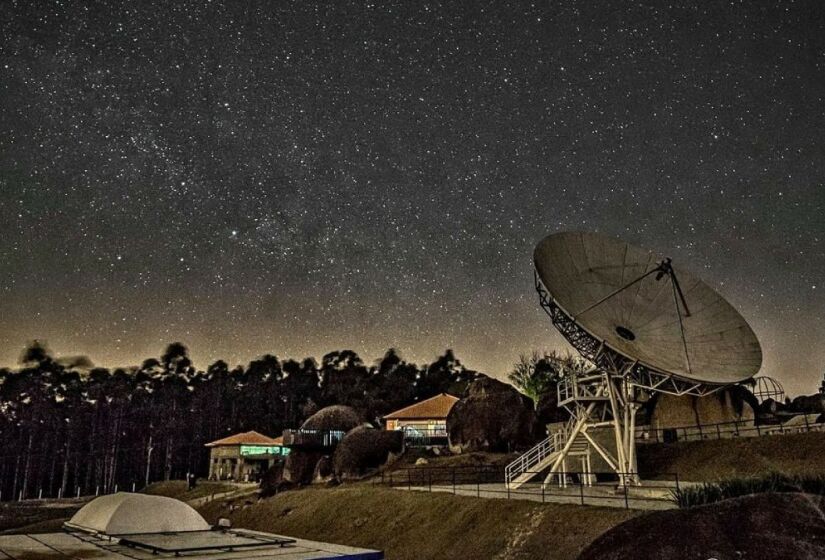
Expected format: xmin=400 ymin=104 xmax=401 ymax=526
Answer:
xmin=506 ymin=231 xmax=762 ymax=489
xmin=534 ymin=231 xmax=762 ymax=386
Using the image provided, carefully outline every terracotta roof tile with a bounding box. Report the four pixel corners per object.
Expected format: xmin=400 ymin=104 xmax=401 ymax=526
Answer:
xmin=383 ymin=393 xmax=459 ymax=420
xmin=205 ymin=430 xmax=280 ymax=447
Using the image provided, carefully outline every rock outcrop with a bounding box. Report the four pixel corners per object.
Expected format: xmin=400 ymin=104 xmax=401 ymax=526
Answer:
xmin=283 ymin=405 xmax=363 ymax=484
xmin=447 ymin=375 xmax=542 ymax=453
xmin=578 ymin=493 xmax=825 ymax=560
xmin=332 ymin=426 xmax=404 ymax=480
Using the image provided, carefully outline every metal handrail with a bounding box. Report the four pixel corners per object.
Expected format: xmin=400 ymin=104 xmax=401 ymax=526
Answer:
xmin=504 ymin=426 xmax=567 ymax=486
xmin=380 ymin=465 xmax=683 ymax=509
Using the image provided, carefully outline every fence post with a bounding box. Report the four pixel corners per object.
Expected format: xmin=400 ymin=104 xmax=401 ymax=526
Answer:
xmin=580 ymin=478 xmax=584 ymax=505
xmin=624 ymin=483 xmax=629 ymax=509
xmin=476 ymin=476 xmax=480 ymax=498
xmin=804 ymin=414 xmax=811 ymax=432
xmin=132 ymin=482 xmax=136 ymax=492
xmin=756 ymin=423 xmax=761 ymax=436
xmin=541 ymin=483 xmax=545 ymax=503
xmin=76 ymin=486 xmax=80 ymax=498
xmin=675 ymin=472 xmax=680 ymax=493
xmin=716 ymin=424 xmax=722 ymax=439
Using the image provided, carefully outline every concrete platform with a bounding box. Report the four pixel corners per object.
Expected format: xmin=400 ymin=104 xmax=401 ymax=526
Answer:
xmin=0 ymin=531 xmax=383 ymax=560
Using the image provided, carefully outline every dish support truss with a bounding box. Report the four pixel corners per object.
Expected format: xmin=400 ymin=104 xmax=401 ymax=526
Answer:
xmin=518 ymin=272 xmax=727 ymax=488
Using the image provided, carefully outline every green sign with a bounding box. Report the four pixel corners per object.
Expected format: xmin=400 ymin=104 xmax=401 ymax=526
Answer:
xmin=240 ymin=445 xmax=289 ymax=456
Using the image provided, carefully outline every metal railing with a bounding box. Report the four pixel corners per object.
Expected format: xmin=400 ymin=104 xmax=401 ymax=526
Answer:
xmin=400 ymin=428 xmax=449 ymax=447
xmin=281 ymin=429 xmax=347 ymax=449
xmin=504 ymin=427 xmax=568 ymax=487
xmin=378 ymin=465 xmax=680 ymax=510
xmin=557 ymin=371 xmax=607 ymax=406
xmin=636 ymin=415 xmax=825 ymax=444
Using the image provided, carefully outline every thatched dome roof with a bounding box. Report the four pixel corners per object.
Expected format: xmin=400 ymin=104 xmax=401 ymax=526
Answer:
xmin=301 ymin=405 xmax=361 ymax=432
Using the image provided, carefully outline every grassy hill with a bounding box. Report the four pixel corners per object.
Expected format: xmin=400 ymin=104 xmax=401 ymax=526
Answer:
xmin=637 ymin=431 xmax=825 ymax=481
xmin=142 ymin=480 xmax=240 ymax=501
xmin=197 ymin=485 xmax=637 ymax=560
xmin=0 ymin=500 xmax=85 ymax=534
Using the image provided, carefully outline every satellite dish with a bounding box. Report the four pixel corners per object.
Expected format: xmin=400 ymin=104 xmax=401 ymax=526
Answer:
xmin=506 ymin=231 xmax=762 ymax=490
xmin=534 ymin=231 xmax=762 ymax=386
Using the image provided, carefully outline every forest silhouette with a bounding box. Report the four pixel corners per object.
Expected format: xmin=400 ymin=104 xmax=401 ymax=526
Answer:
xmin=0 ymin=341 xmax=479 ymax=500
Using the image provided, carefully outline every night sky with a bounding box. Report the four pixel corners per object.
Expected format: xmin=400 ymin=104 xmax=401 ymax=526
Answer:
xmin=1 ymin=1 xmax=824 ymax=395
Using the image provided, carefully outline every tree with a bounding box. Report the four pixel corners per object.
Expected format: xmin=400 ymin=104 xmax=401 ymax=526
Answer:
xmin=416 ymin=350 xmax=475 ymax=398
xmin=507 ymin=350 xmax=586 ymax=406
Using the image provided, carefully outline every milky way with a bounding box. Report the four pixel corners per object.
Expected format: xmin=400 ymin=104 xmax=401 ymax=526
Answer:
xmin=1 ymin=1 xmax=824 ymax=395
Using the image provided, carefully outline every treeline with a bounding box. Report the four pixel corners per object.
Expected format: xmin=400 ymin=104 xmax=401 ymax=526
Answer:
xmin=0 ymin=342 xmax=478 ymax=500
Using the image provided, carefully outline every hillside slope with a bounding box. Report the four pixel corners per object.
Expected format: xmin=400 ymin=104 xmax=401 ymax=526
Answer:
xmin=197 ymin=486 xmax=637 ymax=560
xmin=637 ymin=431 xmax=825 ymax=481
xmin=579 ymin=493 xmax=825 ymax=560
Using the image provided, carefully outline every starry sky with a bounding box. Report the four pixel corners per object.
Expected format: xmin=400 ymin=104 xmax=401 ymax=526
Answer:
xmin=1 ymin=1 xmax=824 ymax=396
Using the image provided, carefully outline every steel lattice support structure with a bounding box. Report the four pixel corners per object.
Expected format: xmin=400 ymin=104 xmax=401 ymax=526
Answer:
xmin=535 ymin=271 xmax=724 ymax=487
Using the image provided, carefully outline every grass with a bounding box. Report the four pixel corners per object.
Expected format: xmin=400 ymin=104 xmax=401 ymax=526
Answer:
xmin=637 ymin=430 xmax=825 ymax=481
xmin=672 ymin=472 xmax=825 ymax=508
xmin=197 ymin=485 xmax=638 ymax=560
xmin=0 ymin=500 xmax=85 ymax=534
xmin=143 ymin=480 xmax=241 ymax=501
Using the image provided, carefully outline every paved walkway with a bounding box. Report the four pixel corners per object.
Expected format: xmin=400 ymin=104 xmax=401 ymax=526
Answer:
xmin=393 ymin=481 xmax=678 ymax=510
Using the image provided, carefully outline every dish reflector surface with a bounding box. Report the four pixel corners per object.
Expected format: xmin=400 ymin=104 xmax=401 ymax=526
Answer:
xmin=534 ymin=231 xmax=761 ymax=385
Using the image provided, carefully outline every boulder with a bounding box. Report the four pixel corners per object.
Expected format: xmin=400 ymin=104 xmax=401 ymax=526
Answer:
xmin=332 ymin=426 xmax=404 ymax=480
xmin=312 ymin=455 xmax=334 ymax=483
xmin=259 ymin=462 xmax=293 ymax=498
xmin=282 ymin=450 xmax=324 ymax=485
xmin=790 ymin=394 xmax=825 ymax=415
xmin=446 ymin=375 xmax=542 ymax=453
xmin=578 ymin=493 xmax=825 ymax=560
xmin=283 ymin=405 xmax=365 ymax=485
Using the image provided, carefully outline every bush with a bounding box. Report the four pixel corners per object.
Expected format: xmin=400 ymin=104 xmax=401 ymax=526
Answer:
xmin=672 ymin=472 xmax=825 ymax=508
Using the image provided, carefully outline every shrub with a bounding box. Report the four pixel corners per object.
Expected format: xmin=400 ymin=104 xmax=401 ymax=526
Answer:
xmin=672 ymin=472 xmax=825 ymax=508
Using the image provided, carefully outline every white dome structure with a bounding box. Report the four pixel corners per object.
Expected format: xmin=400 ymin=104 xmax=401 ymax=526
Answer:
xmin=65 ymin=492 xmax=211 ymax=535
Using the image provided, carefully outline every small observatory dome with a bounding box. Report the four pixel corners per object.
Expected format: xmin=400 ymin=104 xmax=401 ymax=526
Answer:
xmin=65 ymin=492 xmax=211 ymax=535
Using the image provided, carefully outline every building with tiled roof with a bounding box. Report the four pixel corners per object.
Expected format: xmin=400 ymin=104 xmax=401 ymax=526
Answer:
xmin=205 ymin=431 xmax=289 ymax=481
xmin=383 ymin=394 xmax=458 ymax=446
xmin=206 ymin=430 xmax=280 ymax=447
